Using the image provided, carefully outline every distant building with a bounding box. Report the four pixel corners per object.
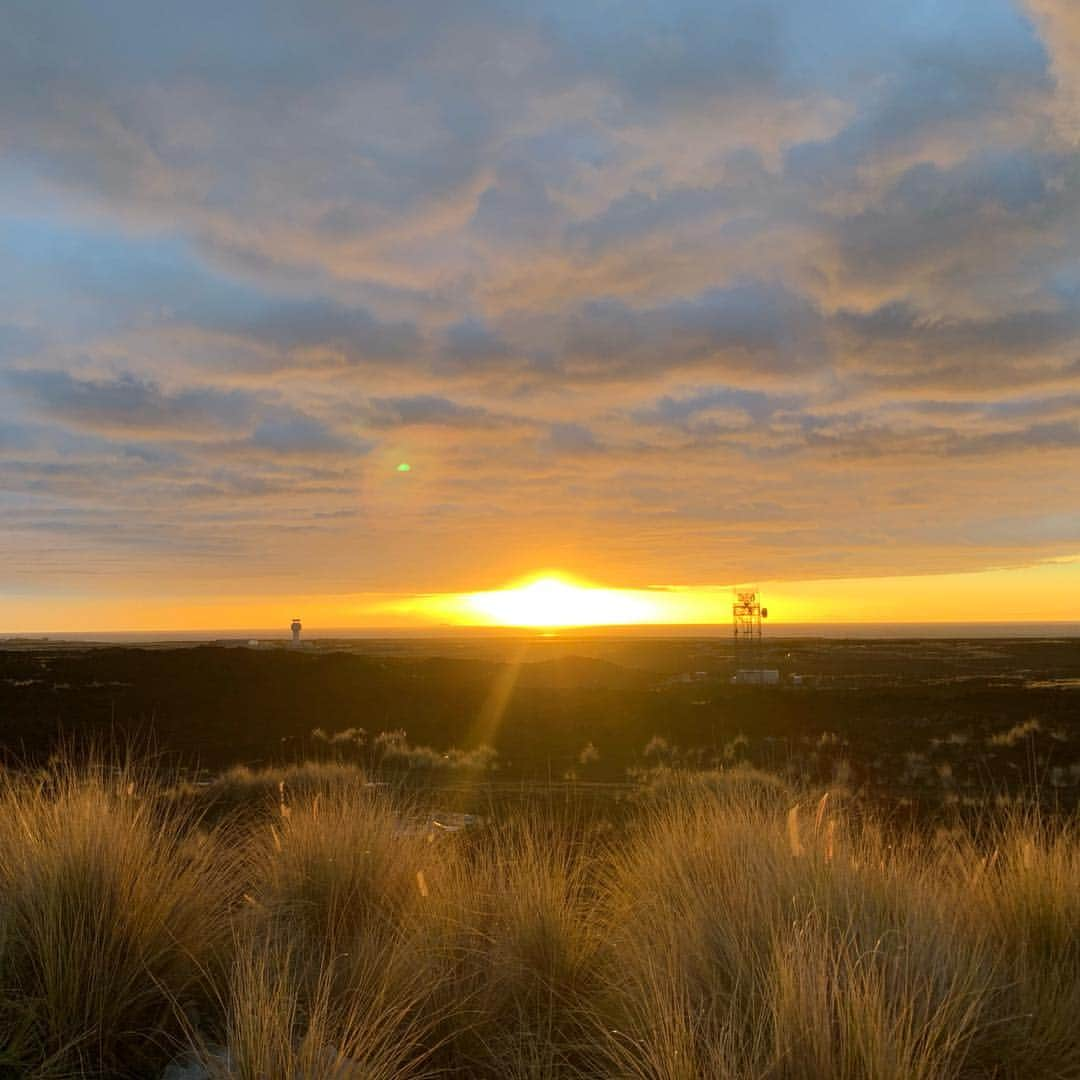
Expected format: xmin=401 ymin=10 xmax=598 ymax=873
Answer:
xmin=731 ymin=668 xmax=780 ymax=686
xmin=290 ymin=618 xmax=302 ymax=646
xmin=670 ymin=670 xmax=710 ymax=684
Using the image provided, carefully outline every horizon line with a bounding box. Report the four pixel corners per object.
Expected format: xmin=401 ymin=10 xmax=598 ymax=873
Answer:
xmin=5 ymin=618 xmax=1080 ymax=640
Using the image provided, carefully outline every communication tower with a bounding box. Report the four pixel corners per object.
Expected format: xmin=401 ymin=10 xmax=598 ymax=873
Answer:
xmin=290 ymin=618 xmax=302 ymax=646
xmin=732 ymin=589 xmax=770 ymax=672
xmin=733 ymin=589 xmax=762 ymax=646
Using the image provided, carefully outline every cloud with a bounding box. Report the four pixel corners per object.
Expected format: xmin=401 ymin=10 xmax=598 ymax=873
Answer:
xmin=785 ymin=0 xmax=1049 ymax=180
xmin=473 ymin=164 xmax=561 ymax=246
xmin=0 ymin=324 xmax=43 ymax=363
xmin=543 ymin=422 xmax=601 ymax=454
xmin=216 ymin=299 xmax=421 ymax=365
xmin=633 ymin=386 xmax=804 ymax=430
xmin=365 ymin=394 xmax=503 ymax=429
xmin=566 ymin=186 xmax=735 ymax=254
xmin=564 ymin=283 xmax=826 ymax=378
xmin=834 ymin=300 xmax=1080 ymax=391
xmin=442 ymin=318 xmax=513 ymax=367
xmin=7 ymin=370 xmax=255 ymax=435
xmin=249 ymin=409 xmax=365 ymax=455
xmin=825 ymin=151 xmax=1079 ymax=295
xmin=1025 ymin=0 xmax=1080 ymax=137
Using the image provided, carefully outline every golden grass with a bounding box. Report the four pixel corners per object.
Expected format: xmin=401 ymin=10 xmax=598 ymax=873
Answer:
xmin=0 ymin=757 xmax=1076 ymax=1078
xmin=0 ymin=759 xmax=240 ymax=1076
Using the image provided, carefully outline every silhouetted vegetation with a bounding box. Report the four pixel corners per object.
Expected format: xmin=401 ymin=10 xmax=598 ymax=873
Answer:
xmin=2 ymin=637 xmax=1079 ymax=811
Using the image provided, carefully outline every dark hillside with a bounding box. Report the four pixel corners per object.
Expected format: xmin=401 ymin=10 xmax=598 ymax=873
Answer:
xmin=1 ymin=640 xmax=1078 ymax=805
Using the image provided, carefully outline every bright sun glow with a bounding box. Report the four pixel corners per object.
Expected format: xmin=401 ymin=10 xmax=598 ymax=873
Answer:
xmin=459 ymin=575 xmax=661 ymax=628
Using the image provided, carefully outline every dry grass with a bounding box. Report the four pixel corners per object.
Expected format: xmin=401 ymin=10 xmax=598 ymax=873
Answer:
xmin=0 ymin=758 xmax=240 ymax=1076
xmin=603 ymin=786 xmax=998 ymax=1078
xmin=0 ymin=757 xmax=1076 ymax=1078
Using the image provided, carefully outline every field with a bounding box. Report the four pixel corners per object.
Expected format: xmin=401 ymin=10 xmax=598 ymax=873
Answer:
xmin=0 ymin=637 xmax=1078 ymax=1077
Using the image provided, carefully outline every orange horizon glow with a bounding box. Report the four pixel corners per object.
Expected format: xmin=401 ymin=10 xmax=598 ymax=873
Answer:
xmin=2 ymin=558 xmax=1079 ymax=635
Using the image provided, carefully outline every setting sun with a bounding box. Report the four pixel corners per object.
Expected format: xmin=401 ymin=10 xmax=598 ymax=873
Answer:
xmin=456 ymin=575 xmax=661 ymax=628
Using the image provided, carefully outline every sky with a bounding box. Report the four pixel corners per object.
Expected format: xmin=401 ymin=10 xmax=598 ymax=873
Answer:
xmin=2 ymin=0 xmax=1079 ymax=631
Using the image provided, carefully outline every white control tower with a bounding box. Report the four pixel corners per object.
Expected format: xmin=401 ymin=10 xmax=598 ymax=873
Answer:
xmin=290 ymin=618 xmax=302 ymax=646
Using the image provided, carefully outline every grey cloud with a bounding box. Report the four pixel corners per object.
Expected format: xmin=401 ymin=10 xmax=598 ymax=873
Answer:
xmin=565 ymin=283 xmax=826 ymax=378
xmin=6 ymin=369 xmax=363 ymax=459
xmin=219 ymin=299 xmax=421 ymax=364
xmin=861 ymin=359 xmax=1080 ymax=395
xmin=754 ymin=412 xmax=1080 ymax=461
xmin=786 ymin=10 xmax=1049 ymax=180
xmin=365 ymin=394 xmax=502 ymax=429
xmin=835 ymin=300 xmax=1080 ymax=388
xmin=838 ymin=300 xmax=1080 ymax=350
xmin=7 ymin=370 xmax=256 ymax=435
xmin=950 ymin=419 xmax=1080 ymax=456
xmin=0 ymin=419 xmax=43 ymax=453
xmin=891 ymin=153 xmax=1050 ymax=215
xmin=119 ymin=442 xmax=189 ymax=466
xmin=829 ymin=151 xmax=1079 ymax=282
xmin=566 ymin=186 xmax=734 ymax=254
xmin=549 ymin=2 xmax=786 ymax=111
xmin=896 ymin=393 xmax=1080 ymax=423
xmin=250 ymin=409 xmax=365 ymax=455
xmin=565 ymin=148 xmax=776 ymax=251
xmin=633 ymin=386 xmax=804 ymax=429
xmin=473 ymin=164 xmax=560 ymax=246
xmin=0 ymin=324 xmax=43 ymax=363
xmin=442 ymin=319 xmax=513 ymax=367
xmin=543 ymin=422 xmax=600 ymax=454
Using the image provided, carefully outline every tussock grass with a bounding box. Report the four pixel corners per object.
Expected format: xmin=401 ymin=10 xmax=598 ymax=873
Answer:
xmin=0 ymin=758 xmax=239 ymax=1076
xmin=0 ymin=755 xmax=1077 ymax=1078
xmin=194 ymin=933 xmax=439 ymax=1080
xmin=428 ymin=819 xmax=606 ymax=1077
xmin=603 ymin=788 xmax=1004 ymax=1079
xmin=249 ymin=780 xmax=429 ymax=948
xmin=951 ymin=810 xmax=1080 ymax=1076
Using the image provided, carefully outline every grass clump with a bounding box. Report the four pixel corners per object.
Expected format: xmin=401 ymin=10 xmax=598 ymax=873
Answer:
xmin=954 ymin=810 xmax=1080 ymax=1075
xmin=194 ymin=933 xmax=438 ymax=1080
xmin=432 ymin=820 xmax=605 ymax=1077
xmin=0 ymin=759 xmax=238 ymax=1077
xmin=602 ymin=789 xmax=1007 ymax=1079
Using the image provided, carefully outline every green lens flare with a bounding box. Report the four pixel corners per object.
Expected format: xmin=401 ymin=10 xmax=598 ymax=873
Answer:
xmin=396 ymin=462 xmax=411 ymax=472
